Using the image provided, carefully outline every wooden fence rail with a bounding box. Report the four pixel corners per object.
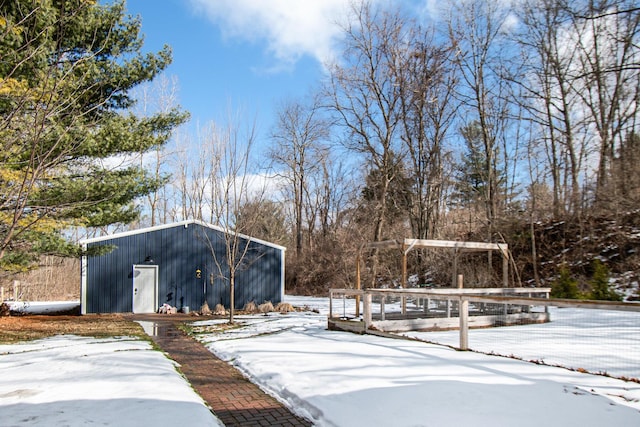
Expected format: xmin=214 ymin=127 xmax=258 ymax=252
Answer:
xmin=328 ymin=287 xmax=640 ymax=350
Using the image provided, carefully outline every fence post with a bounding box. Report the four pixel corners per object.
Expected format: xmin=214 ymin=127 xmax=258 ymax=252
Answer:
xmin=363 ymin=292 xmax=372 ymax=330
xmin=457 ymin=274 xmax=468 ymax=350
xmin=329 ymin=290 xmax=333 ymax=319
xmin=355 ymin=254 xmax=361 ymax=318
xmin=401 ymin=249 xmax=407 ymax=315
xmin=459 ymin=296 xmax=469 ymax=350
xmin=380 ymin=296 xmax=386 ymax=321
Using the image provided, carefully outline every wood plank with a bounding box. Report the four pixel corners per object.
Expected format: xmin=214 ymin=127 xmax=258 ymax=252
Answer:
xmin=365 ymin=239 xmax=507 ymax=252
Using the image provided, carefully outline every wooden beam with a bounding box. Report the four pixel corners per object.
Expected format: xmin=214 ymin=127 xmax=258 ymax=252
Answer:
xmin=497 ymin=243 xmax=509 ymax=257
xmin=355 ymin=253 xmax=361 ymax=317
xmin=503 ymin=250 xmax=509 ymax=288
xmin=403 ymin=239 xmax=418 ymax=255
xmin=401 ymin=249 xmax=407 ymax=314
xmin=401 ymin=239 xmax=506 ymax=252
xmin=336 ymin=288 xmax=552 ymax=298
xmin=365 ymin=239 xmax=508 ymax=252
xmin=401 ymin=249 xmax=407 ymax=289
xmin=452 ymin=248 xmax=458 ymax=288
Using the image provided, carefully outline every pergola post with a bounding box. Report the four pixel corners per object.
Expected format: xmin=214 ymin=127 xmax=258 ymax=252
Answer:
xmin=401 ymin=246 xmax=407 ymax=314
xmin=355 ymin=253 xmax=361 ymax=317
xmin=499 ymin=243 xmax=509 ymax=288
xmin=452 ymin=248 xmax=458 ymax=288
xmin=401 ymin=249 xmax=407 ymax=289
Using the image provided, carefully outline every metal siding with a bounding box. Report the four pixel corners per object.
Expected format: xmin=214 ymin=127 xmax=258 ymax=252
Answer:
xmin=201 ymin=224 xmax=228 ymax=309
xmin=86 ymin=233 xmax=147 ymax=313
xmin=188 ymin=224 xmax=208 ymax=311
xmin=235 ymin=241 xmax=282 ymax=308
xmin=84 ymin=221 xmax=283 ymax=313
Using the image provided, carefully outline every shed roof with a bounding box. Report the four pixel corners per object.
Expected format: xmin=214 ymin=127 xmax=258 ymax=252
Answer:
xmin=80 ymin=219 xmax=286 ymax=251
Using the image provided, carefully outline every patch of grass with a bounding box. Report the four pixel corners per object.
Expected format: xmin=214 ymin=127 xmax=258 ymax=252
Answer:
xmin=176 ymin=322 xmax=195 ymax=336
xmin=0 ymin=314 xmax=147 ymax=344
xmin=190 ymin=321 xmax=244 ymax=335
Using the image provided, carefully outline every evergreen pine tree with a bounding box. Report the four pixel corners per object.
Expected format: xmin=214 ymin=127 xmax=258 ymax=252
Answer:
xmin=0 ymin=1 xmax=188 ymax=270
xmin=550 ymin=264 xmax=580 ymax=299
xmin=588 ymin=260 xmax=622 ymax=301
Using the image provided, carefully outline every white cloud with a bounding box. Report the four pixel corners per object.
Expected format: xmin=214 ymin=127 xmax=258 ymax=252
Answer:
xmin=190 ymin=0 xmax=352 ymax=68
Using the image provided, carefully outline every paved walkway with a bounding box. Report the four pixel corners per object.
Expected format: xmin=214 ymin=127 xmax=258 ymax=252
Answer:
xmin=139 ymin=317 xmax=313 ymax=427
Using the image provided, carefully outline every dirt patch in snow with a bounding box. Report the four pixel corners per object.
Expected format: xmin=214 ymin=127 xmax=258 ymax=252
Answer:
xmin=0 ymin=314 xmax=145 ymax=344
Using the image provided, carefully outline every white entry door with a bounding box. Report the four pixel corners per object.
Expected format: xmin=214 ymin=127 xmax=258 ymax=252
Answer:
xmin=132 ymin=265 xmax=158 ymax=314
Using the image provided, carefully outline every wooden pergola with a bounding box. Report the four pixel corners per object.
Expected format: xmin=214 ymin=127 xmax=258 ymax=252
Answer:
xmin=357 ymin=238 xmax=510 ymax=290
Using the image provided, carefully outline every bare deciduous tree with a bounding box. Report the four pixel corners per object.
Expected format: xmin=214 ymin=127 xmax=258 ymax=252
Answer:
xmin=205 ymin=110 xmax=264 ymax=324
xmin=566 ymin=0 xmax=640 ymax=208
xmin=269 ymin=95 xmax=329 ymax=257
xmin=325 ymin=2 xmax=410 ymax=286
xmin=515 ymin=0 xmax=584 ymax=217
xmin=395 ymin=25 xmax=458 ymax=241
xmin=448 ymin=0 xmax=515 ymax=230
xmin=133 ymin=74 xmax=182 ymax=226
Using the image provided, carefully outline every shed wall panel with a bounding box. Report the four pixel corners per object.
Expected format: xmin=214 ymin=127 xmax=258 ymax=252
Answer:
xmin=84 ymin=221 xmax=283 ymax=313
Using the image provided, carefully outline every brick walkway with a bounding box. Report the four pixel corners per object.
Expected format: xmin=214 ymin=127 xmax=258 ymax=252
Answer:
xmin=143 ymin=319 xmax=313 ymax=427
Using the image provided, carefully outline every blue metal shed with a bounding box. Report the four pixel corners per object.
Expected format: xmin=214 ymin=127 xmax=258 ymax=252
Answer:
xmin=80 ymin=220 xmax=285 ymax=314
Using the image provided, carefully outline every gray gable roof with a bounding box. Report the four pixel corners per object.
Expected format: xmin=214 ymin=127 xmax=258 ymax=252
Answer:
xmin=80 ymin=219 xmax=286 ymax=251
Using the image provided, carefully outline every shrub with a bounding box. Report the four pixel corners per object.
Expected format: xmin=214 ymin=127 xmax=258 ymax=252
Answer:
xmin=200 ymin=301 xmax=212 ymax=315
xmin=275 ymin=302 xmax=295 ymax=313
xmin=551 ymin=264 xmax=580 ymax=299
xmin=243 ymin=301 xmax=258 ymax=313
xmin=588 ymin=260 xmax=622 ymax=301
xmin=213 ymin=304 xmax=227 ymax=316
xmin=258 ymin=301 xmax=274 ymax=314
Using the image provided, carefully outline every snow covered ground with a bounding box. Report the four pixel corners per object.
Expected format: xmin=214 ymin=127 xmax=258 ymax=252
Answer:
xmin=402 ymin=306 xmax=640 ymax=380
xmin=0 ymin=335 xmax=222 ymax=426
xmin=193 ymin=295 xmax=640 ymax=427
xmin=1 ymin=296 xmax=639 ymax=426
xmin=6 ymin=300 xmax=80 ymax=314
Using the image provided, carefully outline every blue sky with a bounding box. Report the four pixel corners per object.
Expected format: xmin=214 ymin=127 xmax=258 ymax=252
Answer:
xmin=124 ymin=0 xmax=347 ymax=137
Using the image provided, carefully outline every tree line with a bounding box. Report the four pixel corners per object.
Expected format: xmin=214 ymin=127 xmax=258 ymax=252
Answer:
xmin=2 ymin=1 xmax=638 ymax=295
xmin=142 ymin=1 xmax=639 ymax=293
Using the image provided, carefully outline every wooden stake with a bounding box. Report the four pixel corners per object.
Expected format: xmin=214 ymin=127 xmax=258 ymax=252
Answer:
xmin=401 ymin=247 xmax=407 ymax=314
xmin=355 ymin=253 xmax=361 ymax=317
xmin=503 ymin=250 xmax=509 ymax=288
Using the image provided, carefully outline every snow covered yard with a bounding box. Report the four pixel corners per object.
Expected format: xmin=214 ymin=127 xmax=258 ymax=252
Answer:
xmin=193 ymin=295 xmax=640 ymax=427
xmin=2 ymin=296 xmax=639 ymax=426
xmin=402 ymin=306 xmax=640 ymax=380
xmin=0 ymin=335 xmax=222 ymax=427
